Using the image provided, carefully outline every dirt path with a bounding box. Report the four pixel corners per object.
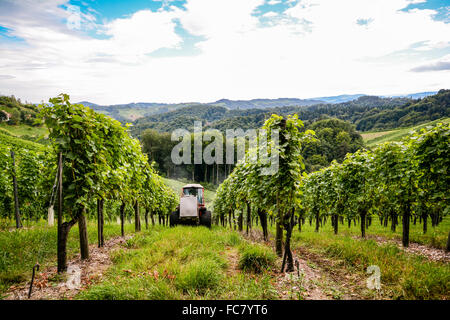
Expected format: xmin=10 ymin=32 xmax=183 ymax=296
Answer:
xmin=273 ymin=253 xmax=331 ymax=300
xmin=296 ymin=247 xmax=374 ymax=299
xmin=273 ymin=248 xmax=372 ymax=300
xmin=5 ymin=235 xmax=131 ymax=300
xmin=241 ymin=229 xmax=368 ymax=300
xmin=224 ymin=247 xmax=240 ymax=277
xmin=352 ymin=234 xmax=450 ymax=263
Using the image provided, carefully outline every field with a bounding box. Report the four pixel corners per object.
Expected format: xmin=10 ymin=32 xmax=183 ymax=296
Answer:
xmin=361 ymin=117 xmax=450 ymax=147
xmin=288 ymin=217 xmax=449 ymax=299
xmin=0 ymin=108 xmax=448 ymax=301
xmin=0 ymin=128 xmax=47 ymax=152
xmin=1 ymin=206 xmax=448 ymax=300
xmin=0 ymin=123 xmax=48 ymax=139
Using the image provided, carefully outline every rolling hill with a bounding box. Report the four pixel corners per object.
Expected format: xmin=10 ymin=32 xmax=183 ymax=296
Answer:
xmin=130 ymin=90 xmax=449 ymax=136
xmin=77 ymin=91 xmax=438 ymax=123
xmin=361 ymin=117 xmax=450 ymax=147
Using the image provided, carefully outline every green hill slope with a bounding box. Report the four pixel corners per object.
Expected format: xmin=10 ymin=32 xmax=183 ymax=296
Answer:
xmin=361 ymin=117 xmax=450 ymax=147
xmin=0 ymin=128 xmax=47 ymax=152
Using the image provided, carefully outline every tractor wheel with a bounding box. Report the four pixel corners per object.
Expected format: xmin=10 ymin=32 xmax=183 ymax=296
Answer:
xmin=170 ymin=210 xmax=179 ymax=227
xmin=200 ymin=211 xmax=212 ymax=229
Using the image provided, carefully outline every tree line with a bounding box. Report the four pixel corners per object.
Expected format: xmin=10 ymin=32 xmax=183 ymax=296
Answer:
xmin=131 ymin=90 xmax=449 ymax=136
xmin=139 ymin=118 xmax=364 ymax=182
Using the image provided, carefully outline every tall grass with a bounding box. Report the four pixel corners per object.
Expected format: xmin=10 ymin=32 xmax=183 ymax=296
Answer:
xmin=238 ymin=243 xmax=276 ymax=273
xmin=282 ymin=218 xmax=450 ymax=300
xmin=0 ymin=219 xmax=134 ymax=296
xmin=78 ymin=226 xmax=277 ymax=300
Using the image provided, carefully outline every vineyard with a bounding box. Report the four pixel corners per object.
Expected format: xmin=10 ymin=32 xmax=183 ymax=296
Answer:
xmin=0 ymin=95 xmax=449 ymax=300
xmin=213 ymin=114 xmax=450 ymax=298
xmin=0 ymin=95 xmax=178 ymax=285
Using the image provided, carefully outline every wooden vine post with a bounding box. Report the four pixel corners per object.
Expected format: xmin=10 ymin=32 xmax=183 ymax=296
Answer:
xmin=56 ymin=152 xmax=66 ymax=273
xmin=134 ymin=200 xmax=141 ymax=232
xmin=97 ymin=198 xmax=104 ymax=247
xmin=120 ymin=201 xmax=125 ymax=237
xmin=10 ymin=150 xmax=22 ymax=229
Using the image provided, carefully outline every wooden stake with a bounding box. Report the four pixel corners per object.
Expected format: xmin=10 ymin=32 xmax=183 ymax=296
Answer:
xmin=11 ymin=150 xmax=22 ymax=229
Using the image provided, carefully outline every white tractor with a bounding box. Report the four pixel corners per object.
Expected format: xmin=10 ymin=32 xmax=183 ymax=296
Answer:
xmin=170 ymin=184 xmax=211 ymax=228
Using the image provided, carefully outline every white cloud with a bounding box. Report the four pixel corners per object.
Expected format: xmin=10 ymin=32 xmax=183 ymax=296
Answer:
xmin=0 ymin=0 xmax=449 ymax=105
xmin=410 ymin=55 xmax=450 ymax=72
xmin=263 ymin=11 xmax=278 ymax=17
xmin=180 ymin=0 xmax=264 ymax=39
xmin=103 ymin=9 xmax=183 ymax=58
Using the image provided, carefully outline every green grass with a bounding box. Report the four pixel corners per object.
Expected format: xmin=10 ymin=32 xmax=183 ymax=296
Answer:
xmin=0 ymin=123 xmax=48 ymax=139
xmin=361 ymin=117 xmax=450 ymax=147
xmin=275 ymin=216 xmax=450 ymax=300
xmin=294 ymin=214 xmax=449 ymax=249
xmin=0 ymin=130 xmax=47 ymax=152
xmin=175 ymin=259 xmax=223 ymax=293
xmin=77 ymin=226 xmax=277 ymax=300
xmin=0 ymin=219 xmax=135 ymax=296
xmin=238 ymin=243 xmax=276 ymax=273
xmin=1 ymin=213 xmax=448 ymax=300
xmin=345 ymin=215 xmax=449 ymax=249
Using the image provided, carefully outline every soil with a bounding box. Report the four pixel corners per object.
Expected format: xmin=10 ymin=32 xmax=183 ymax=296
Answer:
xmin=224 ymin=247 xmax=240 ymax=277
xmin=5 ymin=235 xmax=131 ymax=300
xmin=352 ymin=234 xmax=450 ymax=263
xmin=241 ymin=228 xmax=369 ymax=300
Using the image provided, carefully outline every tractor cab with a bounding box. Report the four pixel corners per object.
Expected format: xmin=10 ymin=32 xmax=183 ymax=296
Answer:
xmin=181 ymin=184 xmax=205 ymax=206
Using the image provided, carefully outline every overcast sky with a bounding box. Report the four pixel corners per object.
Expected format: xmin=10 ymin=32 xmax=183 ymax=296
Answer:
xmin=0 ymin=0 xmax=449 ymax=104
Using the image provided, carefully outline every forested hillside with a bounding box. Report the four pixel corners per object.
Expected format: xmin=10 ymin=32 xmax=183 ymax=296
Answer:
xmin=84 ymin=97 xmax=327 ymax=123
xmin=0 ymin=96 xmax=40 ymax=126
xmin=139 ymin=118 xmax=364 ymax=181
xmin=211 ymin=97 xmax=324 ymax=109
xmin=85 ymin=101 xmax=200 ymax=123
xmin=131 ymin=90 xmax=449 ymax=136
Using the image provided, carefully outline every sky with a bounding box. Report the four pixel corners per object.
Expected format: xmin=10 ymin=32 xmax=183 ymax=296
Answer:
xmin=0 ymin=0 xmax=449 ymax=105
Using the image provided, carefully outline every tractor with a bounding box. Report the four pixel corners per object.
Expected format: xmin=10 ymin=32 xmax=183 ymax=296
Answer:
xmin=170 ymin=184 xmax=212 ymax=228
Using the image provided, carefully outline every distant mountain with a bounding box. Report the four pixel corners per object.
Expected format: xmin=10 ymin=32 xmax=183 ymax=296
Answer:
xmin=76 ymin=101 xmax=201 ymax=123
xmin=387 ymin=91 xmax=437 ymax=99
xmin=77 ymin=101 xmax=99 ymax=108
xmin=310 ymin=94 xmax=365 ymax=104
xmin=76 ymin=98 xmax=326 ymax=122
xmin=309 ymin=92 xmax=438 ymax=104
xmin=130 ymin=90 xmax=450 ymax=135
xmin=209 ymin=98 xmax=325 ymax=109
xmin=76 ymin=91 xmax=441 ymax=123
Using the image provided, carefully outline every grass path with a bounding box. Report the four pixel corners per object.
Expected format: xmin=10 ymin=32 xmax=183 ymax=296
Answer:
xmin=1 ymin=219 xmax=448 ymax=300
xmin=0 ymin=123 xmax=48 ymax=139
xmin=0 ymin=221 xmax=136 ymax=296
xmin=75 ymin=226 xmax=278 ymax=300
